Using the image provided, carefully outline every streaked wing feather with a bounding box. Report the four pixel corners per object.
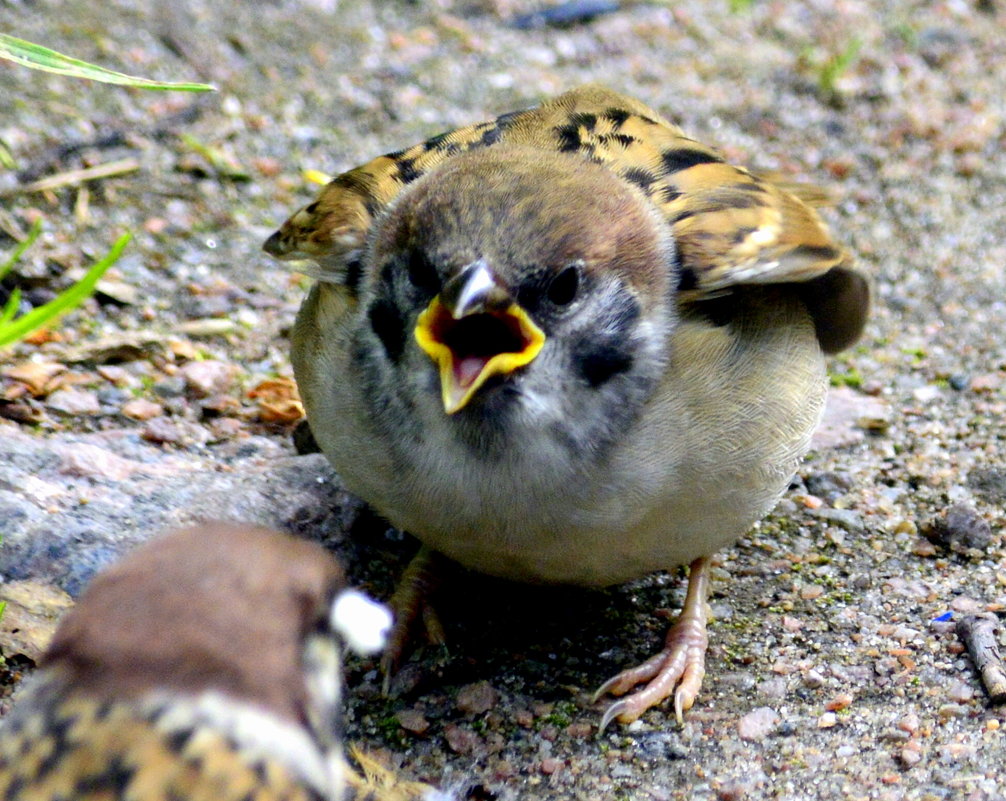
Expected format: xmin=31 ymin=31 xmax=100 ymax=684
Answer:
xmin=263 ymin=85 xmax=867 ymax=349
xmin=344 ymin=746 xmax=447 ymax=801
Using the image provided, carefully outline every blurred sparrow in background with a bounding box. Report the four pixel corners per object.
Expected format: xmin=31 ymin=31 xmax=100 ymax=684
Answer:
xmin=0 ymin=523 xmax=448 ymax=801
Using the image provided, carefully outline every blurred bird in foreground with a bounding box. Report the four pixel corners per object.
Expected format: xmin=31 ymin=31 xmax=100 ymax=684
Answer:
xmin=0 ymin=523 xmax=448 ymax=801
xmin=266 ymin=84 xmax=869 ymax=729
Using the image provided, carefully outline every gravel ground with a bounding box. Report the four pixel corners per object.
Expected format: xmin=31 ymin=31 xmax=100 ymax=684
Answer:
xmin=2 ymin=1 xmax=1006 ymax=799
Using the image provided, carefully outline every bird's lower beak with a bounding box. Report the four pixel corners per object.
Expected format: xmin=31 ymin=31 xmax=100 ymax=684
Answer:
xmin=414 ymin=261 xmax=545 ymax=414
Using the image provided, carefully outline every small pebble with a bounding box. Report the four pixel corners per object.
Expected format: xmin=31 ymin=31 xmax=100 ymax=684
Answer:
xmin=176 ymin=318 xmax=237 ymax=336
xmin=121 ymin=398 xmax=164 ymax=421
xmin=852 ymin=574 xmax=871 ymax=590
xmin=737 ymin=707 xmax=779 ymax=741
xmin=539 ymin=758 xmax=562 ymax=775
xmin=97 ymin=365 xmax=133 ymax=386
xmin=937 ymin=704 xmax=970 ymax=720
xmin=142 ymin=417 xmax=183 ymax=444
xmin=810 ymin=507 xmax=865 ymax=533
xmin=492 ymin=759 xmax=515 ymax=780
xmin=949 ymin=596 xmax=981 ymax=613
xmin=3 ymin=361 xmax=65 ymax=395
xmin=898 ymin=713 xmax=920 ymax=734
xmin=924 ymin=503 xmax=992 ymax=552
xmin=208 ymin=417 xmax=243 ymax=440
xmin=782 ymin=615 xmax=805 ymax=633
xmin=893 ymin=519 xmax=917 ymax=535
xmin=826 ymin=693 xmax=854 ymax=711
xmin=804 ymin=471 xmax=853 ymax=501
xmin=899 ymin=744 xmax=923 ymax=767
xmin=514 ymin=709 xmax=534 ymax=727
xmin=456 ymin=681 xmax=499 ymax=716
xmin=800 ymin=494 xmax=824 ymax=509
xmin=56 ymin=443 xmax=137 ymax=480
xmin=168 ymin=339 xmax=199 ymax=360
xmin=95 ymin=278 xmax=139 ymax=305
xmin=395 ymin=708 xmax=430 ymax=735
xmin=45 ymin=388 xmax=100 ymax=415
xmin=200 ymin=394 xmax=241 ymax=416
xmin=947 ymin=680 xmax=975 ymax=704
xmin=635 ymin=731 xmax=688 ymax=760
xmin=936 ymin=742 xmax=977 ymax=761
xmin=757 ymin=678 xmax=788 ymax=700
xmin=719 ymin=671 xmax=757 ymax=691
xmin=97 ymin=387 xmax=130 ymax=406
xmin=912 ymin=385 xmax=940 ymax=402
xmin=443 ymin=723 xmax=482 ymax=755
xmin=970 ymin=373 xmax=1002 ymax=393
xmin=803 ymin=670 xmax=826 ymax=689
xmin=153 ymin=377 xmax=186 ymax=398
xmin=0 ymin=401 xmax=45 ymax=423
xmin=969 ymin=467 xmax=1006 ymax=505
xmin=180 ymin=360 xmax=239 ymax=398
xmin=716 ymin=779 xmax=751 ymax=800
xmin=948 ymin=373 xmax=969 ymax=391
xmin=818 ymin=712 xmax=838 ymax=728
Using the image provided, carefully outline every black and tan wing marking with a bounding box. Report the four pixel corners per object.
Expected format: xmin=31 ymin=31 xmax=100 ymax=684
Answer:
xmin=0 ymin=692 xmax=325 ymax=801
xmin=264 ymin=84 xmax=867 ymax=351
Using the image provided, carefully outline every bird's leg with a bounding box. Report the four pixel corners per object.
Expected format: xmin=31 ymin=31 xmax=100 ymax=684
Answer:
xmin=595 ymin=556 xmax=712 ymax=731
xmin=380 ymin=545 xmax=447 ymax=692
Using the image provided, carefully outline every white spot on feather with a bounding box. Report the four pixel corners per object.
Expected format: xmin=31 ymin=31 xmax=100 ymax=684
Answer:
xmin=330 ymin=590 xmax=393 ymax=654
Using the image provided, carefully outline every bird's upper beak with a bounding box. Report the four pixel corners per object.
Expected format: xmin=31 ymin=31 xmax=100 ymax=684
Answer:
xmin=414 ymin=260 xmax=545 ymax=414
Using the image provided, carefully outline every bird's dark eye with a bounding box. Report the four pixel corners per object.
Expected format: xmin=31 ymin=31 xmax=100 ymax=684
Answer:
xmin=547 ymin=263 xmax=581 ymax=306
xmin=368 ymin=299 xmax=406 ymax=363
xmin=343 ymin=255 xmax=364 ymax=294
xmin=406 ymin=250 xmax=440 ymax=295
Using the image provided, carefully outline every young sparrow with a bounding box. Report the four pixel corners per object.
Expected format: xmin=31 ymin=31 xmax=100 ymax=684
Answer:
xmin=265 ymin=85 xmax=869 ymax=729
xmin=0 ymin=524 xmax=446 ymax=801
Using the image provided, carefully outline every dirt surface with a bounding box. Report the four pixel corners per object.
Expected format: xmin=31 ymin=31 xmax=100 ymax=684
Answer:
xmin=3 ymin=1 xmax=1006 ymax=799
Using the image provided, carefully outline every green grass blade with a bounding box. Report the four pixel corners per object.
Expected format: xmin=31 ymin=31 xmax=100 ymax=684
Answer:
xmin=0 ymin=34 xmax=215 ymax=92
xmin=0 ymin=288 xmax=22 ymax=326
xmin=0 ymin=232 xmax=132 ymax=349
xmin=0 ymin=140 xmax=15 ymax=170
xmin=819 ymin=37 xmax=863 ymax=96
xmin=0 ymin=218 xmax=43 ymax=282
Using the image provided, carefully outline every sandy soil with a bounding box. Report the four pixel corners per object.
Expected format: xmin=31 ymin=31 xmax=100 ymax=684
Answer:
xmin=2 ymin=1 xmax=1006 ymax=798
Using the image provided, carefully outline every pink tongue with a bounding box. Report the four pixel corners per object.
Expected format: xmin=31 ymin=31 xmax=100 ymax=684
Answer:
xmin=455 ymin=356 xmax=488 ymax=388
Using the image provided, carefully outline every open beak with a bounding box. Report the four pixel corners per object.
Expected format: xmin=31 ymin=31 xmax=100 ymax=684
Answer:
xmin=414 ymin=260 xmax=545 ymax=414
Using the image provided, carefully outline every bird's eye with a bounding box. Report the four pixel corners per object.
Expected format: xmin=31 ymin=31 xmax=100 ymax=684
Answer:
xmin=343 ymin=255 xmax=364 ymax=294
xmin=547 ymin=263 xmax=581 ymax=306
xmin=406 ymin=250 xmax=440 ymax=294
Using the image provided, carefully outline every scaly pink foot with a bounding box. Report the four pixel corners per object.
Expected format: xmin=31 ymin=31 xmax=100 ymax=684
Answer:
xmin=595 ymin=556 xmax=712 ymax=731
xmin=380 ymin=545 xmax=447 ymax=693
